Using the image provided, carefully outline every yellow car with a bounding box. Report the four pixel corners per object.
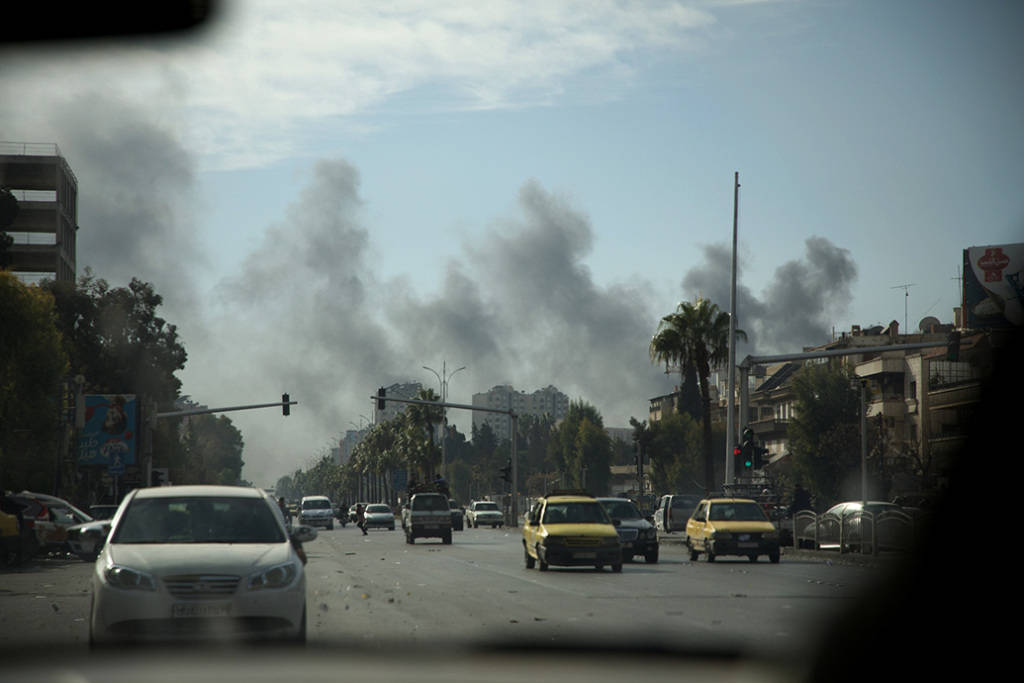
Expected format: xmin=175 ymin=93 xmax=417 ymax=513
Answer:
xmin=685 ymin=498 xmax=780 ymax=563
xmin=522 ymin=491 xmax=623 ymax=572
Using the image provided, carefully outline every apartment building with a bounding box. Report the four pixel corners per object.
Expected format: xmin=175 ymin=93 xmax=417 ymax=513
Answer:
xmin=471 ymin=384 xmax=569 ymax=443
xmin=0 ymin=142 xmax=78 ymax=283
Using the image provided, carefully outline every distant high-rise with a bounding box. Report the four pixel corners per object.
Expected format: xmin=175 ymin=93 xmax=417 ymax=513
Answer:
xmin=471 ymin=384 xmax=570 ymax=443
xmin=0 ymin=142 xmax=78 ymax=284
xmin=374 ymin=382 xmax=424 ymax=424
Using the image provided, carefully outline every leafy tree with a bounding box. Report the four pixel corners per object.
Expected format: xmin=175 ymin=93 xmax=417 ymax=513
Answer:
xmin=178 ymin=414 xmax=245 ymax=485
xmin=787 ymin=362 xmax=864 ymax=506
xmin=548 ymin=401 xmax=611 ymax=494
xmin=0 ymin=272 xmax=69 ymax=492
xmin=650 ymin=297 xmax=743 ymax=491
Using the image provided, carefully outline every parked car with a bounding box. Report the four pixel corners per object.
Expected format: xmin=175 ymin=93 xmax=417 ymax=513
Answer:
xmin=89 ymin=484 xmax=316 ymax=645
xmin=685 ymin=498 xmax=780 ymax=563
xmin=466 ymin=500 xmax=503 ymax=528
xmin=597 ymin=497 xmax=659 ymax=563
xmin=449 ymin=499 xmax=464 ymax=531
xmin=299 ymin=495 xmax=335 ymax=530
xmin=523 ymin=491 xmax=622 ymax=572
xmin=10 ymin=491 xmax=94 ymax=553
xmin=653 ymin=494 xmax=702 ymax=534
xmin=796 ymin=501 xmax=911 ymax=552
xmin=363 ymin=504 xmax=395 ymax=530
xmin=67 ymin=518 xmax=112 ymax=561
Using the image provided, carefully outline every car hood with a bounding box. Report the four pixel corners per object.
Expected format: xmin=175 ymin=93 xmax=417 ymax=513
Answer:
xmin=609 ymin=518 xmax=653 ymax=531
xmin=68 ymin=519 xmax=110 ymax=534
xmin=707 ymin=521 xmax=777 ymax=534
xmin=540 ymin=523 xmax=619 ymax=538
xmin=107 ymin=542 xmax=292 ymax=574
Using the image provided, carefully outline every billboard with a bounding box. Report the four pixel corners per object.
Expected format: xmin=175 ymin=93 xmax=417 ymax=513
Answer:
xmin=78 ymin=394 xmax=139 ymax=467
xmin=963 ymin=243 xmax=1024 ymax=329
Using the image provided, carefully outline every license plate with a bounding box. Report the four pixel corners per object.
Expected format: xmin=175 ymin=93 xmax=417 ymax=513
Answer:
xmin=738 ymin=542 xmax=758 ymax=548
xmin=622 ymin=542 xmax=633 ymax=548
xmin=173 ymin=603 xmax=231 ymax=618
xmin=574 ymin=552 xmax=596 ymax=559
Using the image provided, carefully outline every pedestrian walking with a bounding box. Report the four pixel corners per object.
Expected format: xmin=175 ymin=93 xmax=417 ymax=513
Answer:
xmin=356 ymin=503 xmax=368 ymax=535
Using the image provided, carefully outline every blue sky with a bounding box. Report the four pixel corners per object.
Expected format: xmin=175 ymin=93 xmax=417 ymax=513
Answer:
xmin=3 ymin=0 xmax=1021 ymax=485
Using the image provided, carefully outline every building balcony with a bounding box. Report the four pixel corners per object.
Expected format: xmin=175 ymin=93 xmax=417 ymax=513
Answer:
xmin=866 ymin=397 xmax=906 ymax=419
xmin=856 ymin=357 xmax=906 ymax=377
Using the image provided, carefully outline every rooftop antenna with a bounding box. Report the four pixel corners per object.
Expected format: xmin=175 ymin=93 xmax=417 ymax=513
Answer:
xmin=891 ymin=283 xmax=916 ymax=332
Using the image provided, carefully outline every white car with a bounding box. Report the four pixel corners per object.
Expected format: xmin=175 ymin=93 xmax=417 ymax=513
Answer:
xmin=466 ymin=501 xmax=504 ymax=528
xmin=89 ymin=485 xmax=316 ymax=646
xmin=299 ymin=495 xmax=335 ymax=529
xmin=362 ymin=504 xmax=395 ymax=530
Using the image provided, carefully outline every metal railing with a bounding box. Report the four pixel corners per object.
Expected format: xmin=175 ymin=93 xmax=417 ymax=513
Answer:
xmin=0 ymin=141 xmax=63 ymax=157
xmin=793 ymin=508 xmax=919 ymax=555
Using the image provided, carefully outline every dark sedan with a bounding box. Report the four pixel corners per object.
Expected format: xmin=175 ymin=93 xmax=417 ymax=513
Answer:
xmin=597 ymin=497 xmax=659 ymax=564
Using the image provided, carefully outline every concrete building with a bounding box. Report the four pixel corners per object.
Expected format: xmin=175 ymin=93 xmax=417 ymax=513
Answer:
xmin=471 ymin=384 xmax=569 ymax=443
xmin=0 ymin=142 xmax=78 ymax=283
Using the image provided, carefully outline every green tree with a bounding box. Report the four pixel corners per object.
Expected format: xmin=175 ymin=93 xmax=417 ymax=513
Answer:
xmin=650 ymin=297 xmax=743 ymax=491
xmin=179 ymin=414 xmax=245 ymax=485
xmin=549 ymin=401 xmax=611 ymax=493
xmin=0 ymin=272 xmax=69 ymax=492
xmin=787 ymin=362 xmax=863 ymax=506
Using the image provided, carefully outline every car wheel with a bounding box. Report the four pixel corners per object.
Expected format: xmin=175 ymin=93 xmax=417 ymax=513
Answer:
xmin=748 ymin=555 xmax=758 ymax=562
xmin=769 ymin=552 xmax=780 ymax=564
xmin=524 ymin=544 xmax=535 ymax=569
xmin=537 ymin=547 xmax=548 ymax=571
xmin=389 ymin=525 xmax=395 ymax=531
xmin=406 ymin=531 xmax=414 ymax=544
xmin=292 ymin=604 xmax=307 ymax=645
xmin=612 ymin=563 xmax=622 ymax=573
xmin=595 ymin=564 xmax=604 ymax=571
xmin=645 ymin=549 xmax=659 ymax=564
xmin=328 ymin=522 xmax=333 ymax=531
xmin=707 ymin=549 xmax=716 ymax=562
xmin=443 ymin=532 xmax=452 ymax=545
xmin=688 ymin=544 xmax=699 ymax=561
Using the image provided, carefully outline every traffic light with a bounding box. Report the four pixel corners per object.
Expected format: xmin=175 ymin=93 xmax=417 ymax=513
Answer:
xmin=753 ymin=445 xmax=768 ymax=469
xmin=377 ymin=387 xmax=386 ymax=410
xmin=150 ymin=468 xmax=169 ymax=487
xmin=742 ymin=442 xmax=753 ymax=470
xmin=946 ymin=330 xmax=961 ymax=362
xmin=282 ymin=393 xmax=290 ymax=416
xmin=499 ymin=459 xmax=512 ymax=484
xmin=733 ymin=444 xmax=743 ymax=476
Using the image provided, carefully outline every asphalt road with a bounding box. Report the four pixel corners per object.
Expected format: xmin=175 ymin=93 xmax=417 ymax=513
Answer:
xmin=0 ymin=525 xmax=885 ymax=658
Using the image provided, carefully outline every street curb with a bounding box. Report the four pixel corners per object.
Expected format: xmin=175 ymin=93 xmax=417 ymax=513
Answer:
xmin=656 ymin=533 xmax=900 ymax=568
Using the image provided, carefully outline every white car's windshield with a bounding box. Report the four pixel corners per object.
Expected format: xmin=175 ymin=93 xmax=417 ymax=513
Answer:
xmin=113 ymin=497 xmax=285 ymax=544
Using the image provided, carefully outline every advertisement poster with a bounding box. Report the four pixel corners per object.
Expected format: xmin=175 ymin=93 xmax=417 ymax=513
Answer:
xmin=78 ymin=394 xmax=138 ymax=467
xmin=963 ymin=243 xmax=1024 ymax=329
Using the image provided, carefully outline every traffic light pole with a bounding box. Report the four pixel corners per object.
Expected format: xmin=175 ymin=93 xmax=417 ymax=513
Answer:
xmin=371 ymin=393 xmax=520 ymax=526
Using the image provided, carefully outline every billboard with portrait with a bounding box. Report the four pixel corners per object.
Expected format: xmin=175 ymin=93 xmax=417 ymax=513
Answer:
xmin=78 ymin=394 xmax=138 ymax=466
xmin=963 ymin=244 xmax=1024 ymax=329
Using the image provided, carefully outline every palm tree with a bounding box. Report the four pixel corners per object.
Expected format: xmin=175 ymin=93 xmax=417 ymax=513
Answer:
xmin=650 ymin=297 xmax=744 ymax=492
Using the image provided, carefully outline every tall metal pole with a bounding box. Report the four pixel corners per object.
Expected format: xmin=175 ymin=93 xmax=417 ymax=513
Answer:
xmin=726 ymin=172 xmax=740 ymax=484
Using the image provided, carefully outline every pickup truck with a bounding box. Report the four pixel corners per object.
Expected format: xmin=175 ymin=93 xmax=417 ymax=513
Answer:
xmin=401 ymin=493 xmax=452 ymax=544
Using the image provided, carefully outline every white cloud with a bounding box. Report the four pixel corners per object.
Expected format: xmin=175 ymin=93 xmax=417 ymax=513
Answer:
xmin=2 ymin=1 xmax=714 ymax=170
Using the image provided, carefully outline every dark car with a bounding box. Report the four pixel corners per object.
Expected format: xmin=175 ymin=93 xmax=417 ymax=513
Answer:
xmin=88 ymin=504 xmax=120 ymax=520
xmin=597 ymin=497 xmax=659 ymax=563
xmin=449 ymin=499 xmax=464 ymax=531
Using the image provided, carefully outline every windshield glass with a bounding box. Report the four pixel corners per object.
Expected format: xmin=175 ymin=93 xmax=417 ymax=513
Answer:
xmin=600 ymin=500 xmax=642 ymax=520
xmin=543 ymin=502 xmax=611 ymax=525
xmin=1 ymin=2 xmax=1016 ymax=675
xmin=112 ymin=497 xmax=285 ymax=544
xmin=366 ymin=504 xmax=390 ymax=513
xmin=707 ymin=502 xmax=768 ymax=522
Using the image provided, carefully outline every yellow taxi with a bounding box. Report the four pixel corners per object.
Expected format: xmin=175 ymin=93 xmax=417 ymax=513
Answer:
xmin=685 ymin=498 xmax=781 ymax=563
xmin=522 ymin=491 xmax=623 ymax=572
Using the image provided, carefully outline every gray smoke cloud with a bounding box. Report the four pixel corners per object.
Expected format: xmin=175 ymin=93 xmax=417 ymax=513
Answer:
xmin=682 ymin=237 xmax=858 ymax=354
xmin=46 ymin=94 xmax=205 ymax=313
xmin=186 ymin=170 xmax=669 ymax=483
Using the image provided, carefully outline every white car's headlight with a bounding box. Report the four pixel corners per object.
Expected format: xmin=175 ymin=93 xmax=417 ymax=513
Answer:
xmin=105 ymin=565 xmax=157 ymax=591
xmin=247 ymin=562 xmax=298 ymax=590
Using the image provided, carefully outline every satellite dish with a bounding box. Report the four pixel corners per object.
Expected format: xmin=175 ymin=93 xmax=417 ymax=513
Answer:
xmin=918 ymin=316 xmax=941 ymax=332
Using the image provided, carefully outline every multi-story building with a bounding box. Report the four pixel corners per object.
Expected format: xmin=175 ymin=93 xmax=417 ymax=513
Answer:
xmin=0 ymin=142 xmax=78 ymax=283
xmin=471 ymin=384 xmax=569 ymax=443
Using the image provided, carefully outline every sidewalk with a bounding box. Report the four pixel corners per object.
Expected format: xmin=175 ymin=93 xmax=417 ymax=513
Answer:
xmin=656 ymin=531 xmax=902 ymax=567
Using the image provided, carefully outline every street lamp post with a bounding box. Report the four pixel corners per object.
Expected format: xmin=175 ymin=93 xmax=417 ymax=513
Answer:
xmin=423 ymin=362 xmax=466 ymax=481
